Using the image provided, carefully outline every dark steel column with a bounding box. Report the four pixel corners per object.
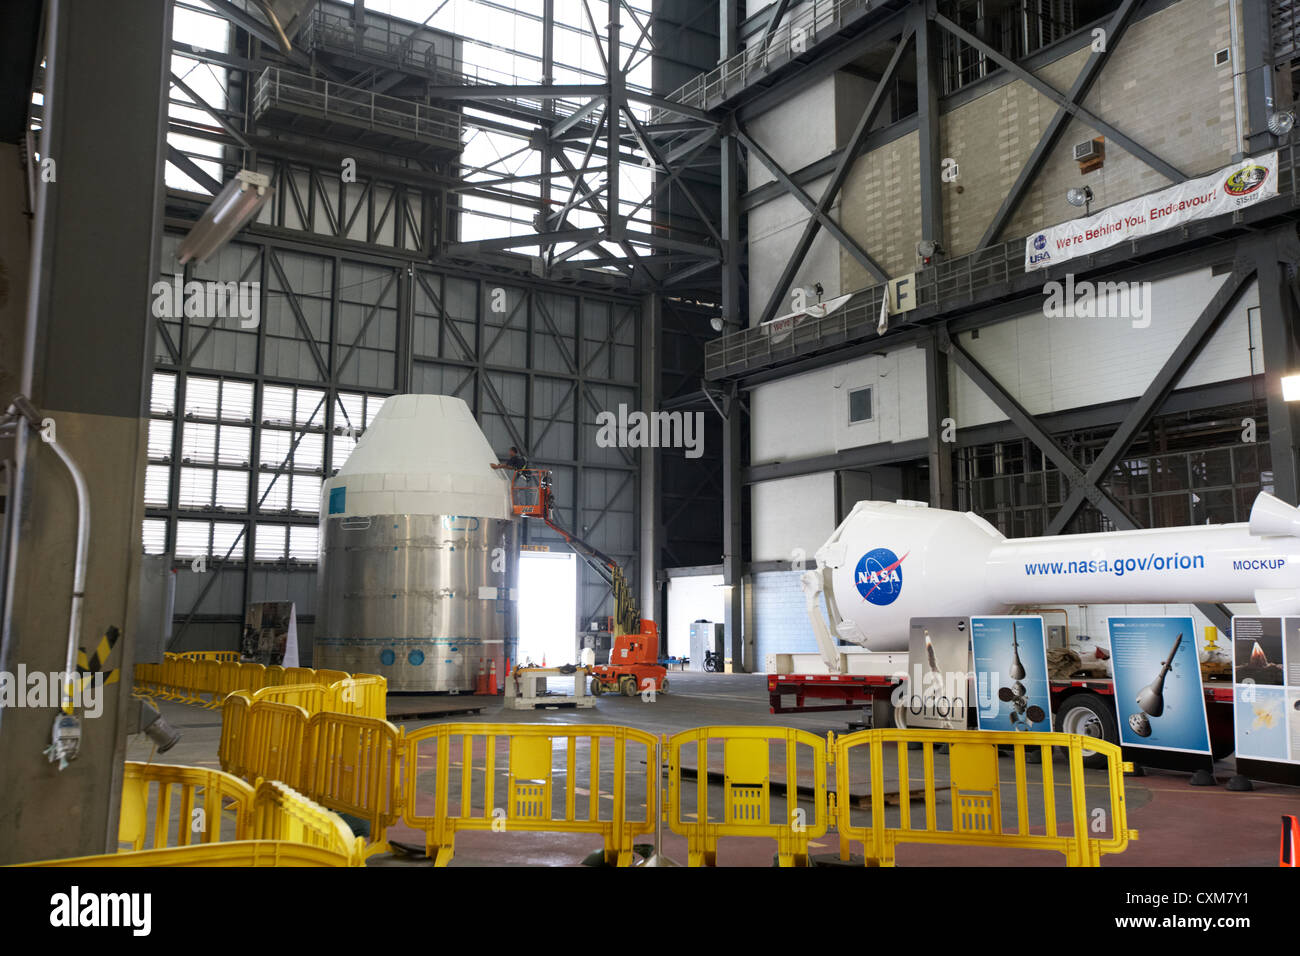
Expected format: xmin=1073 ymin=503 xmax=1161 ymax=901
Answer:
xmin=915 ymin=3 xmax=944 ymax=253
xmin=1255 ymin=229 xmax=1300 ymax=504
xmin=0 ymin=0 xmax=172 ymax=863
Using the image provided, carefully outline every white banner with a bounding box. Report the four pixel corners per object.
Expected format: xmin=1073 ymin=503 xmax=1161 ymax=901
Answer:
xmin=1025 ymin=152 xmax=1279 ymax=272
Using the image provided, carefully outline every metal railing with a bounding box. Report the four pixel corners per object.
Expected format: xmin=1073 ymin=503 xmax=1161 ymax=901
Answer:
xmin=303 ymin=8 xmax=623 ymax=127
xmin=253 ymin=68 xmax=462 ymax=148
xmin=658 ymin=0 xmax=876 ymax=117
xmin=706 ymin=138 xmax=1300 ymax=380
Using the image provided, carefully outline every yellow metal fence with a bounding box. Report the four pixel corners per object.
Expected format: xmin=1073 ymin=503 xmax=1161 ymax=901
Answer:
xmin=18 ymin=761 xmax=364 ymax=867
xmin=665 ymin=726 xmax=828 ymax=866
xmin=832 ymin=728 xmax=1136 ymax=867
xmin=134 ymin=654 xmax=385 ymax=719
xmin=402 ymin=722 xmax=659 ymax=866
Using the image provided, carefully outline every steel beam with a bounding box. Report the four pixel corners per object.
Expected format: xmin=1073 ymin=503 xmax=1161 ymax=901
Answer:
xmin=925 ymin=327 xmax=953 ymax=509
xmin=915 ymin=4 xmax=943 ymax=252
xmin=977 ymin=0 xmax=1142 ymax=249
xmin=1255 ymin=230 xmax=1300 ymax=504
xmin=736 ymin=127 xmax=887 ymax=284
xmin=1045 ymin=264 xmax=1256 ymax=533
xmin=754 ymin=26 xmax=914 ymax=326
xmin=931 ymin=12 xmax=1185 ymax=184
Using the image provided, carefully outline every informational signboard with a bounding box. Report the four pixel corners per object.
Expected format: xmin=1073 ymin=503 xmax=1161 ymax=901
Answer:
xmin=971 ymin=616 xmax=1051 ymax=732
xmin=242 ymin=601 xmax=299 ymax=667
xmin=902 ymin=617 xmax=971 ymax=730
xmin=1108 ymin=617 xmax=1210 ymax=754
xmin=1024 ymin=152 xmax=1278 ymax=272
xmin=1230 ymin=616 xmax=1300 ymax=764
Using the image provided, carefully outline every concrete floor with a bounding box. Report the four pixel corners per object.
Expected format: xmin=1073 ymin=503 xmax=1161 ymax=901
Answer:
xmin=126 ymin=672 xmax=1299 ymax=867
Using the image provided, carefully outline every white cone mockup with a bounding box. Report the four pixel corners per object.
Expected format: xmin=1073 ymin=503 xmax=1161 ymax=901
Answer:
xmin=802 ymin=493 xmax=1300 ymax=669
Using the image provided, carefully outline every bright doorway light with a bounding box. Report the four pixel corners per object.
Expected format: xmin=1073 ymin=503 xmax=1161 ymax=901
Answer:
xmin=517 ymin=551 xmax=576 ymax=666
xmin=1283 ymin=373 xmax=1300 ymax=402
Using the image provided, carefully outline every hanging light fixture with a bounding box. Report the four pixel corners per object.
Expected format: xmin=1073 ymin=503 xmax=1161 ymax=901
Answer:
xmin=177 ymin=170 xmax=272 ymax=265
xmin=1268 ymin=109 xmax=1295 ymax=138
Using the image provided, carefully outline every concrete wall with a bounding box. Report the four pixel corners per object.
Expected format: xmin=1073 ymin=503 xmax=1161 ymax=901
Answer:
xmin=751 ymin=472 xmax=836 ymax=563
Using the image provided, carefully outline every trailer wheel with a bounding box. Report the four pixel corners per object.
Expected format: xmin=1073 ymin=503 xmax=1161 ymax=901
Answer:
xmin=1055 ymin=694 xmax=1119 ymax=769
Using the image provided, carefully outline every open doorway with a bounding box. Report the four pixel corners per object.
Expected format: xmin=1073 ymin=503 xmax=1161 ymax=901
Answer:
xmin=517 ymin=551 xmax=577 ymax=666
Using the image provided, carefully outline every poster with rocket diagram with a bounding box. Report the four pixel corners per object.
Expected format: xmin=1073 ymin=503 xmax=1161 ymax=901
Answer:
xmin=971 ymin=616 xmax=1052 ymax=732
xmin=1108 ymin=617 xmax=1211 ymax=754
xmin=1230 ymin=616 xmax=1300 ymax=764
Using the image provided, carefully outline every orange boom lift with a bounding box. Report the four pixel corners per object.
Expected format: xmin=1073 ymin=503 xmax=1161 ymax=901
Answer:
xmin=510 ymin=469 xmax=667 ymax=698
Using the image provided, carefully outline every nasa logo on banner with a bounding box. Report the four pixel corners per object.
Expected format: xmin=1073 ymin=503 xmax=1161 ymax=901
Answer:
xmin=854 ymin=548 xmax=907 ymax=606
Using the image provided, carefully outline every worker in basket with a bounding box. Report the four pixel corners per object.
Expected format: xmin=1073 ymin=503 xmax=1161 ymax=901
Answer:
xmin=490 ymin=445 xmax=532 ymax=480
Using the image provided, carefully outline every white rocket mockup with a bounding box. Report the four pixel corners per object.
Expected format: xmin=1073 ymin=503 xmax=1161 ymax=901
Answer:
xmin=801 ymin=492 xmax=1300 ymax=666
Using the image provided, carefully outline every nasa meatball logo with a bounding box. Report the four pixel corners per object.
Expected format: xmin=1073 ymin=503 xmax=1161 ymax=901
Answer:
xmin=854 ymin=548 xmax=907 ymax=606
xmin=1224 ymin=164 xmax=1268 ymax=197
xmin=1032 ymin=234 xmax=1047 ymax=251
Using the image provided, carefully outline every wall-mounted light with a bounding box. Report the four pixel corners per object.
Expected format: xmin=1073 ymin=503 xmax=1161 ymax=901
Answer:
xmin=710 ymin=316 xmax=724 ymax=332
xmin=1282 ymin=373 xmax=1300 ymax=401
xmin=178 ymin=170 xmax=272 ymax=265
xmin=1269 ymin=109 xmax=1295 ymax=138
xmin=1066 ymin=186 xmax=1094 ymax=214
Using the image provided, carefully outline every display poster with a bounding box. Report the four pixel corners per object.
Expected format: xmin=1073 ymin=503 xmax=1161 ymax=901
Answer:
xmin=1108 ymin=617 xmax=1210 ymax=754
xmin=242 ymin=601 xmax=299 ymax=667
xmin=903 ymin=617 xmax=972 ymax=730
xmin=1230 ymin=616 xmax=1300 ymax=764
xmin=971 ymin=616 xmax=1051 ymax=732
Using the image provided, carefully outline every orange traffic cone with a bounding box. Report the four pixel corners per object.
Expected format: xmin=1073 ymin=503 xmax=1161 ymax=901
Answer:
xmin=488 ymin=659 xmax=499 ymax=695
xmin=476 ymin=658 xmax=488 ymax=695
xmin=1282 ymin=814 xmax=1299 ymax=866
xmin=542 ymin=653 xmax=547 ymax=667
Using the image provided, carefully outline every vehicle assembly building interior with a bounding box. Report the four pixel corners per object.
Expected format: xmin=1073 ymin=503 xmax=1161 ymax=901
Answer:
xmin=1 ymin=0 xmax=1299 ymax=910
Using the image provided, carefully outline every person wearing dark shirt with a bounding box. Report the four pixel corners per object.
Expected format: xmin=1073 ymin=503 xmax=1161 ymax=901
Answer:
xmin=490 ymin=446 xmax=529 ymax=475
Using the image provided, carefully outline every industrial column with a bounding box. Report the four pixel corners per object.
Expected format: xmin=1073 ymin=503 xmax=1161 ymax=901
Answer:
xmin=0 ymin=0 xmax=171 ymax=863
xmin=1254 ymin=228 xmax=1300 ymax=504
xmin=718 ymin=0 xmax=746 ymax=671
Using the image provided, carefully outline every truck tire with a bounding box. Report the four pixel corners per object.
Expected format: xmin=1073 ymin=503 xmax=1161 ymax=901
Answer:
xmin=1055 ymin=693 xmax=1119 ymax=769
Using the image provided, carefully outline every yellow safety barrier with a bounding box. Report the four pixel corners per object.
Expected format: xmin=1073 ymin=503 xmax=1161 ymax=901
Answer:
xmin=134 ymin=656 xmax=387 ymax=718
xmin=832 ymin=728 xmax=1136 ymax=867
xmin=118 ymin=761 xmax=253 ymax=851
xmin=18 ymin=840 xmax=357 ymax=867
xmin=302 ymin=711 xmax=404 ymax=853
xmin=219 ymin=691 xmax=254 ymax=780
xmin=665 ymin=726 xmax=828 ymax=866
xmin=178 ymin=650 xmax=240 ymax=662
xmin=239 ymin=701 xmax=310 ymax=790
xmin=328 ymin=675 xmax=388 ymax=720
xmin=403 ymin=722 xmax=658 ymax=867
xmin=252 ymin=681 xmax=331 ymax=714
xmin=251 ymin=779 xmax=366 ymax=865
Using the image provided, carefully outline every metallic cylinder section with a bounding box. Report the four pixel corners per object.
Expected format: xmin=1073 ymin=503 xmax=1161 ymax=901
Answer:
xmin=314 ymin=513 xmax=518 ymax=692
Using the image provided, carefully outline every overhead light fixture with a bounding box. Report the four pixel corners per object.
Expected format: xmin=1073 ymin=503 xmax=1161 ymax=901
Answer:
xmin=253 ymin=0 xmax=319 ymax=56
xmin=1066 ymin=186 xmax=1094 ymax=209
xmin=710 ymin=316 xmax=724 ymax=332
xmin=1283 ymin=373 xmax=1300 ymax=401
xmin=1269 ymin=109 xmax=1295 ymax=137
xmin=178 ymin=170 xmax=272 ymax=265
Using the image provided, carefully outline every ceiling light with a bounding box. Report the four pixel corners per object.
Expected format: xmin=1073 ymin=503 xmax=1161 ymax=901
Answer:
xmin=178 ymin=170 xmax=272 ymax=265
